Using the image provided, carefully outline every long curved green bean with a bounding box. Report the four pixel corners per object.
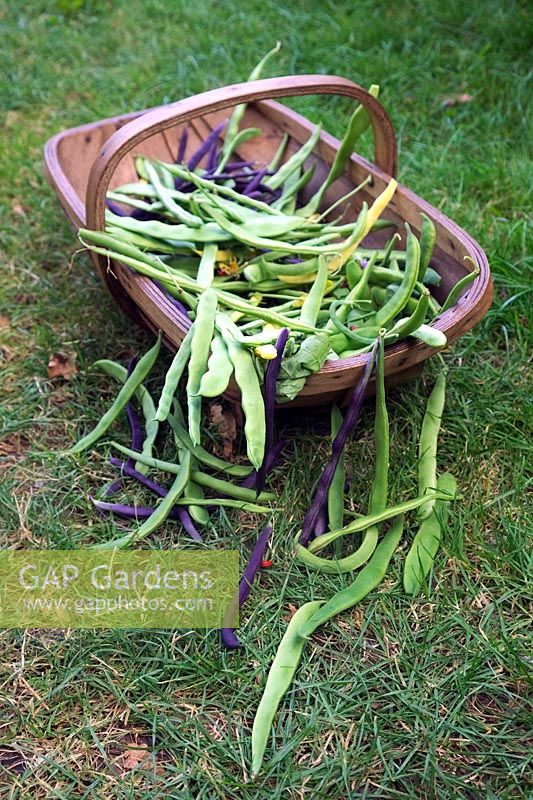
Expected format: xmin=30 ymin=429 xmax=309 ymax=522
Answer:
xmin=264 ymin=124 xmax=323 ymax=191
xmin=221 ymin=332 xmax=266 ymax=469
xmin=198 ymin=332 xmax=233 ymax=398
xmin=308 ymin=489 xmax=452 ymax=554
xmin=374 ymin=224 xmax=420 ymax=327
xmin=92 ymin=449 xmax=191 ymax=550
xmin=298 ymin=515 xmax=404 ymax=639
xmin=327 ymin=404 xmax=345 ymax=535
xmin=144 ymin=160 xmax=203 ymax=227
xmin=300 ymin=257 xmax=328 ymax=327
xmin=439 ymin=262 xmax=480 ymax=315
xmin=417 ymin=369 xmax=447 ymax=521
xmin=166 ymin=410 xmax=253 ymax=477
xmin=110 ymin=442 xmax=273 ymax=502
xmin=93 ymin=359 xmax=159 ymax=475
xmin=155 ymin=326 xmax=195 ymax=422
xmin=69 ymin=334 xmax=161 ymax=454
xmin=418 ymin=213 xmax=436 ymax=281
xmin=404 ymin=473 xmax=456 ymax=594
xmin=250 ymin=601 xmax=323 ymax=778
xmin=389 ymin=288 xmax=431 ymax=339
xmin=186 ymin=288 xmax=218 ymax=445
xmin=356 ymin=335 xmax=389 ymax=562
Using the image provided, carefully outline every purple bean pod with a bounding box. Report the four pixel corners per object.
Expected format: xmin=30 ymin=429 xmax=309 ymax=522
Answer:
xmin=186 ymin=121 xmax=227 ymax=171
xmin=176 ymin=126 xmax=189 ymax=164
xmin=221 ymin=525 xmax=273 ymax=649
xmin=239 ymin=440 xmax=285 ymax=491
xmin=255 ymin=329 xmax=289 ymax=493
xmin=108 ymin=457 xmax=202 ymax=542
xmin=298 ymin=339 xmax=379 ymax=546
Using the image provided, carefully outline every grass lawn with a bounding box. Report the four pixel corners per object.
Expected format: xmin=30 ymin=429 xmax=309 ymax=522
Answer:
xmin=0 ymin=0 xmax=531 ymax=797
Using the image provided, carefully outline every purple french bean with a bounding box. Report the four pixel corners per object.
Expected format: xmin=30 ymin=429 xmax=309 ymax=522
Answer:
xmin=299 ymin=339 xmax=379 ymax=546
xmin=176 ymin=127 xmax=189 ymax=164
xmin=108 ymin=457 xmax=202 ymax=542
xmin=221 ymin=525 xmax=273 ymax=649
xmin=255 ymin=329 xmax=289 ymax=493
xmin=187 ymin=121 xmax=227 ymax=171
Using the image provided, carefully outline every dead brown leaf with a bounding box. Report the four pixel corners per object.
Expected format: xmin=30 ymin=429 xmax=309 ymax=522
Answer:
xmin=441 ymin=93 xmax=473 ymax=108
xmin=283 ymin=603 xmax=298 ymax=623
xmin=0 ymin=345 xmax=13 ymax=362
xmin=0 ymin=316 xmax=9 ymax=332
xmin=209 ymin=403 xmax=237 ymax=460
xmin=47 ymin=351 xmax=78 ymax=380
xmin=11 ymin=200 xmax=27 ymax=216
xmin=121 ymin=746 xmax=151 ymax=771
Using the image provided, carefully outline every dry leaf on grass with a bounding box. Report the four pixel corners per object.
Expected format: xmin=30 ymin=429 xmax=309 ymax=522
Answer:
xmin=0 ymin=345 xmax=13 ymax=362
xmin=208 ymin=403 xmax=237 ymax=460
xmin=121 ymin=746 xmax=152 ymax=772
xmin=441 ymin=93 xmax=473 ymax=108
xmin=11 ymin=200 xmax=28 ymax=216
xmin=47 ymin=351 xmax=78 ymax=380
xmin=0 ymin=316 xmax=10 ymax=332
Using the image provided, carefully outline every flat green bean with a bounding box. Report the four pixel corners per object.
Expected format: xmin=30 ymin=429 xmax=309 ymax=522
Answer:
xmin=404 ymin=473 xmax=456 ymax=594
xmin=93 ymin=359 xmax=159 ymax=474
xmin=298 ymin=515 xmax=404 ymax=638
xmin=417 ymin=369 xmax=447 ymax=521
xmin=69 ymin=334 xmax=161 ymax=454
xmin=308 ymin=489 xmax=452 ymax=553
xmin=250 ymin=601 xmax=324 ymax=778
xmin=187 ymin=288 xmax=218 ymax=445
xmin=221 ymin=332 xmax=265 ymax=469
xmin=92 ymin=450 xmax=191 ymax=550
xmin=155 ymin=326 xmax=194 ymax=422
xmin=198 ymin=332 xmax=233 ymax=398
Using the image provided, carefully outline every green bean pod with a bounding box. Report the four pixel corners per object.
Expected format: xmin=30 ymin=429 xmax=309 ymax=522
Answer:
xmin=346 ymin=259 xmax=363 ymax=289
xmin=417 ymin=369 xmax=447 ymax=521
xmin=144 ymin=161 xmax=203 ymax=227
xmin=93 ymin=359 xmax=159 ymax=475
xmin=300 ymin=257 xmax=328 ymax=327
xmin=264 ymin=124 xmax=322 ymax=190
xmin=388 ymin=288 xmax=431 ymax=339
xmin=308 ymin=489 xmax=451 ymax=554
xmin=69 ymin=334 xmax=161 ymax=454
xmin=356 ymin=335 xmax=389 ymax=563
xmin=438 ymin=263 xmax=480 ymax=315
xmin=374 ymin=224 xmax=420 ymax=327
xmin=409 ymin=324 xmax=447 ymax=348
xmin=111 ymin=442 xmax=272 ymax=502
xmin=155 ymin=326 xmax=195 ymax=422
xmin=328 ymin=404 xmax=345 ymax=536
xmin=187 ymin=288 xmax=218 ymax=445
xmin=92 ymin=450 xmax=192 ymax=550
xmin=404 ymin=473 xmax=457 ymax=594
xmin=198 ymin=333 xmax=233 ymax=398
xmin=221 ymin=332 xmax=266 ymax=469
xmin=250 ymin=601 xmax=324 ymax=778
xmin=196 ymin=242 xmax=217 ymax=287
xmin=417 ymin=213 xmax=437 ymax=281
xmin=298 ymin=515 xmax=404 ymax=638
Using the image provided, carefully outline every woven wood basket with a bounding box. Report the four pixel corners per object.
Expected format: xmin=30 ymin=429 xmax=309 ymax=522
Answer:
xmin=44 ymin=75 xmax=492 ymax=407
